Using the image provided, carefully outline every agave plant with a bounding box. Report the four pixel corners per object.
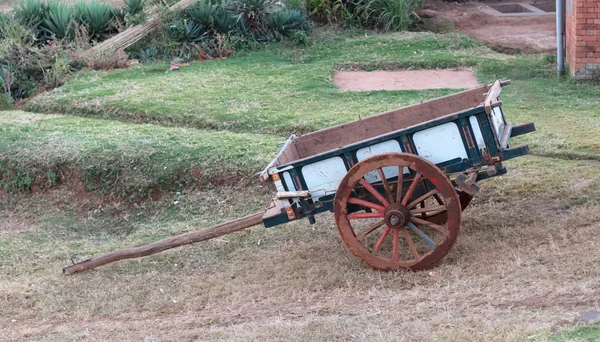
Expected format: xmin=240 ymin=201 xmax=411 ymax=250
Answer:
xmin=123 ymin=0 xmax=145 ymax=16
xmin=74 ymin=1 xmax=115 ymax=39
xmin=222 ymin=0 xmax=281 ymax=37
xmin=41 ymin=1 xmax=74 ymax=40
xmin=14 ymin=0 xmax=47 ymax=28
xmin=269 ymin=9 xmax=309 ymax=38
xmin=187 ymin=1 xmax=215 ymax=28
xmin=212 ymin=6 xmax=238 ymax=34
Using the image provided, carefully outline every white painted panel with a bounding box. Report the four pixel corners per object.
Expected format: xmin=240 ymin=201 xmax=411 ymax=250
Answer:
xmin=302 ymin=157 xmax=347 ymax=200
xmin=469 ymin=116 xmax=486 ymax=150
xmin=413 ymin=122 xmax=468 ymax=165
xmin=282 ymin=171 xmax=296 ymax=192
xmin=491 ymin=106 xmax=505 ymax=139
xmin=356 ymin=140 xmax=408 ymax=183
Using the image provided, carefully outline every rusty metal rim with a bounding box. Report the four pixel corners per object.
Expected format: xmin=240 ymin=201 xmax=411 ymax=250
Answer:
xmin=333 ymin=153 xmax=462 ymax=271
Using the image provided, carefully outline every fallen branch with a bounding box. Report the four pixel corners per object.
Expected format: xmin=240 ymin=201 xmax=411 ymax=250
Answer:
xmin=63 ymin=212 xmax=264 ymax=275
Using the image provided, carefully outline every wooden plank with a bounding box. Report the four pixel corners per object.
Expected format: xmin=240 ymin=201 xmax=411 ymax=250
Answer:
xmin=499 ymin=123 xmax=513 ymax=149
xmin=484 ymin=80 xmax=502 ymax=114
xmin=258 ymin=135 xmax=299 ymax=182
xmin=293 ymin=85 xmax=489 ymax=159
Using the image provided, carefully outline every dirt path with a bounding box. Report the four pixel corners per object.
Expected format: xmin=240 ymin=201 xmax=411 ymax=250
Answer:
xmin=332 ymin=69 xmax=479 ymax=91
xmin=428 ymin=0 xmax=556 ymax=53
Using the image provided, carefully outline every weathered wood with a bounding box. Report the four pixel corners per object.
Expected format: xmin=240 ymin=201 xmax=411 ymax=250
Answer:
xmin=293 ymin=85 xmax=489 ymax=159
xmin=484 ymin=80 xmax=502 ymax=114
xmin=63 ymin=212 xmax=264 ymax=275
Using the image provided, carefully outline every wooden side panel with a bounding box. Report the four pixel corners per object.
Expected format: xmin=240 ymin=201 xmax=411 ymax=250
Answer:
xmin=294 ymin=85 xmax=489 ymax=159
xmin=277 ymin=141 xmax=301 ymax=165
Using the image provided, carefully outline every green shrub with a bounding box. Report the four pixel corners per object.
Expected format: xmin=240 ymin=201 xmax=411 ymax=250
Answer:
xmin=269 ymin=9 xmax=310 ymax=38
xmin=356 ymin=0 xmax=421 ymax=32
xmin=0 ymin=93 xmax=13 ymax=110
xmin=41 ymin=1 xmax=74 ymax=40
xmin=124 ymin=0 xmax=146 ymax=16
xmin=74 ymin=1 xmax=116 ymax=40
xmin=14 ymin=0 xmax=47 ymax=28
xmin=307 ymin=0 xmax=357 ymax=25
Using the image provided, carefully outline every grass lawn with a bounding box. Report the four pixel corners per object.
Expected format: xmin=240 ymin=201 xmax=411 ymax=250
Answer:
xmin=1 ymin=28 xmax=600 ymax=340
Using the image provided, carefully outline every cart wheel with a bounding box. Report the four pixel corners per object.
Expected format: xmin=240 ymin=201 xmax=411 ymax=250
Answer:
xmin=334 ymin=153 xmax=461 ymax=271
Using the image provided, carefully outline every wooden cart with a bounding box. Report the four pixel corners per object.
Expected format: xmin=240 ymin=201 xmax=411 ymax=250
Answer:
xmin=64 ymin=80 xmax=535 ymax=275
xmin=257 ymin=79 xmax=535 ymax=270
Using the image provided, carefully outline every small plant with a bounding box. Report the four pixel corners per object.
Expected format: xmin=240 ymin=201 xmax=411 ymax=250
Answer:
xmin=0 ymin=93 xmax=13 ymax=109
xmin=356 ymin=0 xmax=421 ymax=32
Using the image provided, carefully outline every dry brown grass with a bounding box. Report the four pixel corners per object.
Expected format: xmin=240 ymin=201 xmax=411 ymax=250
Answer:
xmin=1 ymin=155 xmax=599 ymax=341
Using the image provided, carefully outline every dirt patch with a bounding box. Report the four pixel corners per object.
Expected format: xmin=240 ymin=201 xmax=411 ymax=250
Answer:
xmin=0 ymin=219 xmax=31 ymax=237
xmin=332 ymin=69 xmax=480 ymax=91
xmin=427 ymin=0 xmax=556 ymax=53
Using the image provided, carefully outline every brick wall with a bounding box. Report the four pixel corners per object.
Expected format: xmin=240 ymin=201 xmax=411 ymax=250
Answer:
xmin=565 ymin=0 xmax=600 ymax=80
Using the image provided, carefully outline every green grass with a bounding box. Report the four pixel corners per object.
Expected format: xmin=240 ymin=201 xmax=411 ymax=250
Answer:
xmin=26 ymin=30 xmax=506 ymax=135
xmin=0 ymin=111 xmax=281 ymax=198
xmin=552 ymin=322 xmax=600 ymax=341
xmin=25 ymin=29 xmax=600 ymax=164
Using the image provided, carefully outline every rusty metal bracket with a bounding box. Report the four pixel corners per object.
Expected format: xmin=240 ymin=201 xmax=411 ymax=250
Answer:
xmin=455 ymin=170 xmax=480 ymax=196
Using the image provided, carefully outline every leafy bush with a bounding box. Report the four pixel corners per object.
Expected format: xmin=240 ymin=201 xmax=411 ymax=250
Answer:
xmin=269 ymin=9 xmax=310 ymax=38
xmin=307 ymin=0 xmax=357 ymax=25
xmin=124 ymin=0 xmax=146 ymax=16
xmin=0 ymin=93 xmax=13 ymax=109
xmin=74 ymin=1 xmax=116 ymax=40
xmin=355 ymin=0 xmax=421 ymax=32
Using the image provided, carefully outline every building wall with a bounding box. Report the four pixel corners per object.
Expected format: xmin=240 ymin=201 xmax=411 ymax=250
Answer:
xmin=565 ymin=0 xmax=600 ymax=80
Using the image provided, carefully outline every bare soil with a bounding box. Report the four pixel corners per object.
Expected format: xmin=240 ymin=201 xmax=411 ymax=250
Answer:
xmin=332 ymin=69 xmax=480 ymax=91
xmin=429 ymin=1 xmax=556 ymax=53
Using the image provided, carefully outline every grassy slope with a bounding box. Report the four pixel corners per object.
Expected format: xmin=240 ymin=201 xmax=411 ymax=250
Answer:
xmin=0 ymin=111 xmax=281 ymax=197
xmin=26 ymin=31 xmax=501 ymax=135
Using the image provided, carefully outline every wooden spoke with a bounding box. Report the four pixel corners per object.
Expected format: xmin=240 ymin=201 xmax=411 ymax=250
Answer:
xmin=407 ymin=189 xmax=439 ymax=209
xmin=392 ymin=229 xmax=399 ymax=262
xmin=356 ymin=219 xmax=385 ymax=241
xmin=433 ymin=193 xmax=445 ymax=205
xmin=348 ymin=212 xmax=385 ymax=220
xmin=372 ymin=226 xmax=391 ymax=255
xmin=395 ymin=166 xmax=404 ymax=204
xmin=348 ymin=197 xmax=386 ymax=212
xmin=410 ymin=216 xmax=446 ymax=234
xmin=377 ymin=168 xmax=394 ymax=204
xmin=359 ymin=179 xmax=390 ymax=207
xmin=420 ymin=201 xmax=426 ymax=219
xmin=410 ymin=204 xmax=447 ymax=215
xmin=401 ymin=173 xmax=421 ymax=206
xmin=407 ymin=222 xmax=436 ymax=248
xmin=401 ymin=227 xmax=420 ymax=260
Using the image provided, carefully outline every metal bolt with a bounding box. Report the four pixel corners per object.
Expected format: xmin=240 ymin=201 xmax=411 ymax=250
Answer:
xmin=390 ymin=215 xmax=400 ymax=226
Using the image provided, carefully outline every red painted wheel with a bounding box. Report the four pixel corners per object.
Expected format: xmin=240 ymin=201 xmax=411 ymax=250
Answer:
xmin=334 ymin=153 xmax=462 ymax=271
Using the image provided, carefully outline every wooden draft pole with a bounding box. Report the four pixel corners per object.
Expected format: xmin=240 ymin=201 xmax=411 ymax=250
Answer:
xmin=63 ymin=212 xmax=264 ymax=275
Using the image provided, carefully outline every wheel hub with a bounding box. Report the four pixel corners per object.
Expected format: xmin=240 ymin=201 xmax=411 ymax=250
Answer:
xmin=384 ymin=203 xmax=410 ymax=229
